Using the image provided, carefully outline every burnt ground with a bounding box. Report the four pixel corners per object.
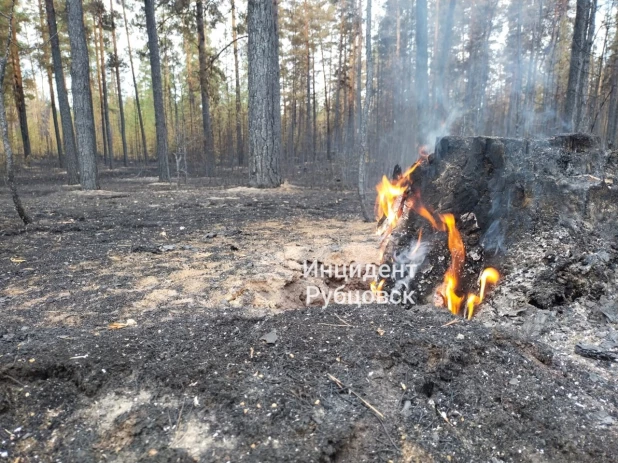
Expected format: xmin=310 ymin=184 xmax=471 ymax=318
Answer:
xmin=1 ymin=165 xmax=617 ymax=462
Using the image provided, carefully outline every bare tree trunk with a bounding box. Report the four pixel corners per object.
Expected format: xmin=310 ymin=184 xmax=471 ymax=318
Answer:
xmin=1 ymin=0 xmax=31 ymax=224
xmin=507 ymin=1 xmax=522 ymax=137
xmin=145 ymin=0 xmax=170 ymax=181
xmin=415 ymin=0 xmax=429 ymax=146
xmin=91 ymin=12 xmax=106 ymax=165
xmin=575 ymin=0 xmax=597 ymax=131
xmin=588 ymin=19 xmax=608 ymax=132
xmin=197 ymin=0 xmax=215 ymax=176
xmin=98 ymin=19 xmax=114 ymax=169
xmin=358 ymin=0 xmax=372 ymax=222
xmin=564 ymin=0 xmax=591 ymax=131
xmin=320 ymin=38 xmax=332 ymax=161
xmin=121 ymin=0 xmax=148 ymax=162
xmin=231 ymin=0 xmax=244 ymax=165
xmin=435 ymin=0 xmax=456 ymax=122
xmin=45 ymin=0 xmax=79 ymax=183
xmin=37 ymin=0 xmax=63 ymax=167
xmin=110 ymin=0 xmax=128 ymax=166
xmin=67 ymin=0 xmax=99 ymax=190
xmin=9 ymin=16 xmax=32 ymax=160
xmin=334 ymin=12 xmax=343 ymax=156
xmin=247 ymin=0 xmax=281 ymax=187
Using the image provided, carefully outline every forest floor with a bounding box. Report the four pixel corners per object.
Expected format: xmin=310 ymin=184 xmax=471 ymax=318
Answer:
xmin=0 ymin=165 xmax=617 ymax=462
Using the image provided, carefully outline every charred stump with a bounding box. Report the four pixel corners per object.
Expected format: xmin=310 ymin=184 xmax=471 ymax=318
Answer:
xmin=382 ymin=134 xmax=617 ymax=310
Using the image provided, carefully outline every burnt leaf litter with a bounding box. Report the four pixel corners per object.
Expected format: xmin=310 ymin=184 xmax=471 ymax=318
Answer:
xmin=0 ymin=163 xmax=617 ymax=462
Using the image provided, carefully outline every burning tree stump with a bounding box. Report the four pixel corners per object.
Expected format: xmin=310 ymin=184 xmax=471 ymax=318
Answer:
xmin=380 ymin=134 xmax=617 ymax=316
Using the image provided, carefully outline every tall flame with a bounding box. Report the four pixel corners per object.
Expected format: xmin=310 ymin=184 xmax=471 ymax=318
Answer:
xmin=374 ymin=154 xmax=500 ymax=318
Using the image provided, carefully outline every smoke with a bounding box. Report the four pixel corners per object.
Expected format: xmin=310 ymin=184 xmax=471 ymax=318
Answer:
xmin=390 ymin=239 xmax=430 ymax=297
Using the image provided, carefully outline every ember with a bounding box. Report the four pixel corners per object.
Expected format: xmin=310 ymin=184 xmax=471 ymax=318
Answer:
xmin=374 ymin=152 xmax=499 ymax=318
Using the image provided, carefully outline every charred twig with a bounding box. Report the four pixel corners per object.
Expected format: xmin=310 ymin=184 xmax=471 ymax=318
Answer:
xmin=441 ymin=319 xmax=460 ymax=327
xmin=326 ymin=374 xmax=399 ymax=453
xmin=2 ymin=374 xmax=26 ymax=387
xmin=327 ymin=373 xmax=384 ymax=419
xmin=334 ymin=314 xmax=352 ymax=326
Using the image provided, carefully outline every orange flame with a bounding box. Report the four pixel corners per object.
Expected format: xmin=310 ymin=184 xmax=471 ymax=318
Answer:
xmin=465 ymin=268 xmax=500 ymax=320
xmin=374 ymin=154 xmax=500 ymax=319
xmin=370 ymin=279 xmax=385 ymax=294
xmin=437 ymin=213 xmax=465 ymax=314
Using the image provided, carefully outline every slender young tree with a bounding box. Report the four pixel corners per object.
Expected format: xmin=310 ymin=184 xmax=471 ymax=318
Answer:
xmin=144 ymin=0 xmax=170 ymax=181
xmin=564 ymin=0 xmax=591 ymax=131
xmin=66 ymin=0 xmax=99 ymax=189
xmin=415 ymin=0 xmax=429 ymax=146
xmin=97 ymin=13 xmax=114 ymax=168
xmin=45 ymin=0 xmax=80 ymax=184
xmin=121 ymin=0 xmax=148 ymax=162
xmin=247 ymin=0 xmax=281 ymax=187
xmin=196 ymin=0 xmax=215 ymax=175
xmin=358 ymin=0 xmax=372 ymax=221
xmin=37 ymin=0 xmax=63 ymax=167
xmin=1 ymin=0 xmax=31 ymax=224
xmin=109 ymin=0 xmax=128 ymax=166
xmin=231 ymin=0 xmax=244 ymax=165
xmin=9 ymin=14 xmax=32 ymax=160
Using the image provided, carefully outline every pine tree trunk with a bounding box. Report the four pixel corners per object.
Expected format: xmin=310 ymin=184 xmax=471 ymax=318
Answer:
xmin=588 ymin=20 xmax=608 ymax=132
xmin=231 ymin=0 xmax=244 ymax=166
xmin=92 ymin=12 xmax=107 ymax=164
xmin=196 ymin=0 xmax=215 ymax=176
xmin=1 ymin=2 xmax=31 ymax=224
xmin=144 ymin=0 xmax=170 ymax=181
xmin=564 ymin=0 xmax=591 ymax=131
xmin=110 ymin=0 xmax=128 ymax=166
xmin=121 ymin=0 xmax=148 ymax=162
xmin=334 ymin=13 xmax=343 ymax=155
xmin=247 ymin=0 xmax=281 ymax=187
xmin=38 ymin=0 xmax=63 ymax=167
xmin=320 ymin=38 xmax=332 ymax=161
xmin=415 ymin=0 xmax=429 ymax=146
xmin=435 ymin=0 xmax=456 ymax=122
xmin=9 ymin=17 xmax=32 ymax=160
xmin=66 ymin=0 xmax=99 ymax=190
xmin=575 ymin=0 xmax=597 ymax=131
xmin=98 ymin=19 xmax=114 ymax=169
xmin=358 ymin=0 xmax=372 ymax=222
xmin=45 ymin=0 xmax=79 ymax=184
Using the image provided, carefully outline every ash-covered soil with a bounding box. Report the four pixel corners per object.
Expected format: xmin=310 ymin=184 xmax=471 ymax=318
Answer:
xmin=1 ymin=165 xmax=617 ymax=462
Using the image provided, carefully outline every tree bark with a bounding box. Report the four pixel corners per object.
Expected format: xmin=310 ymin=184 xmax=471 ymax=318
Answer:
xmin=1 ymin=1 xmax=31 ymax=224
xmin=37 ymin=0 xmax=63 ymax=167
xmin=66 ymin=0 xmax=99 ymax=189
xmin=110 ymin=0 xmax=128 ymax=166
xmin=575 ymin=0 xmax=597 ymax=131
xmin=92 ymin=13 xmax=108 ymax=165
xmin=564 ymin=0 xmax=591 ymax=131
xmin=320 ymin=37 xmax=331 ymax=161
xmin=247 ymin=0 xmax=281 ymax=187
xmin=98 ymin=18 xmax=114 ymax=169
xmin=358 ymin=0 xmax=372 ymax=222
xmin=231 ymin=0 xmax=244 ymax=166
xmin=196 ymin=0 xmax=215 ymax=176
xmin=434 ymin=0 xmax=456 ymax=123
xmin=45 ymin=0 xmax=79 ymax=184
xmin=9 ymin=16 xmax=32 ymax=160
xmin=144 ymin=0 xmax=170 ymax=181
xmin=121 ymin=0 xmax=148 ymax=162
xmin=415 ymin=0 xmax=429 ymax=146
